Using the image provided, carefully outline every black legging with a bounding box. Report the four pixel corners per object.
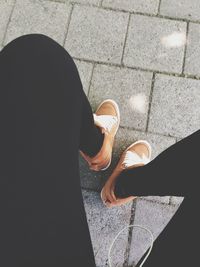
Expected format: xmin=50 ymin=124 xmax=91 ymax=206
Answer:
xmin=0 ymin=34 xmax=198 ymax=266
xmin=115 ymin=131 xmax=199 ymax=266
xmin=0 ymin=34 xmax=103 ymax=267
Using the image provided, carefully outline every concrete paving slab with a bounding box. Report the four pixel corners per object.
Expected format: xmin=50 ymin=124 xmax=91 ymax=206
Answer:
xmin=47 ymin=0 xmax=101 ymax=4
xmin=160 ymin=0 xmax=200 ymax=21
xmin=0 ymin=0 xmax=14 ymax=45
xmin=170 ymin=196 xmax=184 ymax=206
xmin=123 ymin=15 xmax=187 ymax=73
xmin=89 ymin=64 xmax=153 ymax=130
xmin=142 ymin=196 xmax=170 ymax=204
xmin=74 ymin=59 xmax=93 ymax=95
xmin=4 ymin=0 xmax=72 ymax=46
xmin=102 ymin=0 xmax=159 ymax=14
xmin=128 ymin=198 xmax=180 ymax=266
xmin=65 ymin=5 xmax=129 ymax=64
xmin=148 ymin=74 xmax=200 ymax=138
xmin=184 ymin=23 xmax=200 ymax=76
xmin=82 ymin=189 xmax=132 ymax=267
xmin=80 ymin=127 xmax=176 ymax=192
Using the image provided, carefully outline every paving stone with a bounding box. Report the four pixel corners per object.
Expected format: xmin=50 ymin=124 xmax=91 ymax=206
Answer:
xmin=123 ymin=15 xmax=187 ymax=73
xmin=184 ymin=23 xmax=200 ymax=76
xmin=47 ymin=0 xmax=101 ymax=4
xmin=0 ymin=0 xmax=15 ymax=45
xmin=142 ymin=196 xmax=170 ymax=204
xmin=82 ymin=189 xmax=132 ymax=267
xmin=128 ymin=198 xmax=180 ymax=266
xmin=102 ymin=0 xmax=159 ymax=14
xmin=74 ymin=59 xmax=93 ymax=95
xmin=65 ymin=5 xmax=129 ymax=64
xmin=89 ymin=64 xmax=153 ymax=130
xmin=160 ymin=0 xmax=200 ymax=21
xmin=148 ymin=74 xmax=200 ymax=138
xmin=80 ymin=127 xmax=176 ymax=191
xmin=170 ymin=196 xmax=184 ymax=206
xmin=74 ymin=0 xmax=100 ymax=4
xmin=4 ymin=0 xmax=72 ymax=46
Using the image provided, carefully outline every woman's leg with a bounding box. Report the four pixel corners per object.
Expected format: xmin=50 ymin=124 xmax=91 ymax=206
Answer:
xmin=115 ymin=129 xmax=200 ymax=198
xmin=0 ymin=34 xmax=102 ymax=266
xmin=79 ymin=92 xmax=104 ymax=157
xmin=135 ymin=198 xmax=195 ymax=267
xmin=114 ymin=130 xmax=199 ymax=266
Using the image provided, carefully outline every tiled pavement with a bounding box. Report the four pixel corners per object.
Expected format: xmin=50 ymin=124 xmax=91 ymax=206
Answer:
xmin=0 ymin=0 xmax=199 ymax=266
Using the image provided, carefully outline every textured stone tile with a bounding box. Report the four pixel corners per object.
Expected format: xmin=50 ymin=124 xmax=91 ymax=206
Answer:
xmin=142 ymin=196 xmax=170 ymax=204
xmin=148 ymin=74 xmax=200 ymax=138
xmin=89 ymin=64 xmax=153 ymax=130
xmin=123 ymin=15 xmax=186 ymax=73
xmin=160 ymin=0 xmax=200 ymax=21
xmin=170 ymin=196 xmax=184 ymax=206
xmin=0 ymin=0 xmax=15 ymax=45
xmin=82 ymin=189 xmax=132 ymax=267
xmin=74 ymin=59 xmax=93 ymax=95
xmin=128 ymin=198 xmax=180 ymax=266
xmin=80 ymin=127 xmax=176 ymax=191
xmin=75 ymin=0 xmax=100 ymax=4
xmin=47 ymin=0 xmax=100 ymax=4
xmin=184 ymin=23 xmax=200 ymax=76
xmin=4 ymin=0 xmax=72 ymax=45
xmin=102 ymin=0 xmax=159 ymax=14
xmin=65 ymin=5 xmax=129 ymax=64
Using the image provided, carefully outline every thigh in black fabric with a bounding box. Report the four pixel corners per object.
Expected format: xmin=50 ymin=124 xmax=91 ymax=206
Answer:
xmin=115 ymin=129 xmax=200 ymax=197
xmin=0 ymin=34 xmax=96 ymax=267
xmin=115 ymin=131 xmax=200 ymax=266
xmin=136 ymin=198 xmax=196 ymax=267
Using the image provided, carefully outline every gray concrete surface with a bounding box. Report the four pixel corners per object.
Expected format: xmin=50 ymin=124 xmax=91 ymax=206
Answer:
xmin=0 ymin=0 xmax=199 ymax=266
xmin=184 ymin=23 xmax=200 ymax=76
xmin=123 ymin=15 xmax=187 ymax=73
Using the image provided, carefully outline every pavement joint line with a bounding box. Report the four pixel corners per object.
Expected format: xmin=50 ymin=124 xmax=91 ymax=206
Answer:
xmin=87 ymin=62 xmax=96 ymax=98
xmin=145 ymin=72 xmax=156 ymax=132
xmin=45 ymin=0 xmax=98 ymax=6
xmin=62 ymin=3 xmax=74 ymax=47
xmin=67 ymin=2 xmax=200 ymax=25
xmin=139 ymin=197 xmax=180 ymax=207
xmin=120 ymin=13 xmax=131 ymax=65
xmin=169 ymin=196 xmax=173 ymax=205
xmin=45 ymin=0 xmax=200 ymax=25
xmin=72 ymin=56 xmax=200 ymax=81
xmin=118 ymin=125 xmax=181 ymax=140
xmin=124 ymin=200 xmax=137 ymax=266
xmin=45 ymin=0 xmax=67 ymax=3
xmin=182 ymin=21 xmax=190 ymax=75
xmin=157 ymin=0 xmax=162 ymax=15
xmin=1 ymin=0 xmax=16 ymax=47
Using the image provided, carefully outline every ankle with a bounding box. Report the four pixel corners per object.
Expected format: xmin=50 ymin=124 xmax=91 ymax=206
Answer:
xmin=92 ymin=132 xmax=112 ymax=160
